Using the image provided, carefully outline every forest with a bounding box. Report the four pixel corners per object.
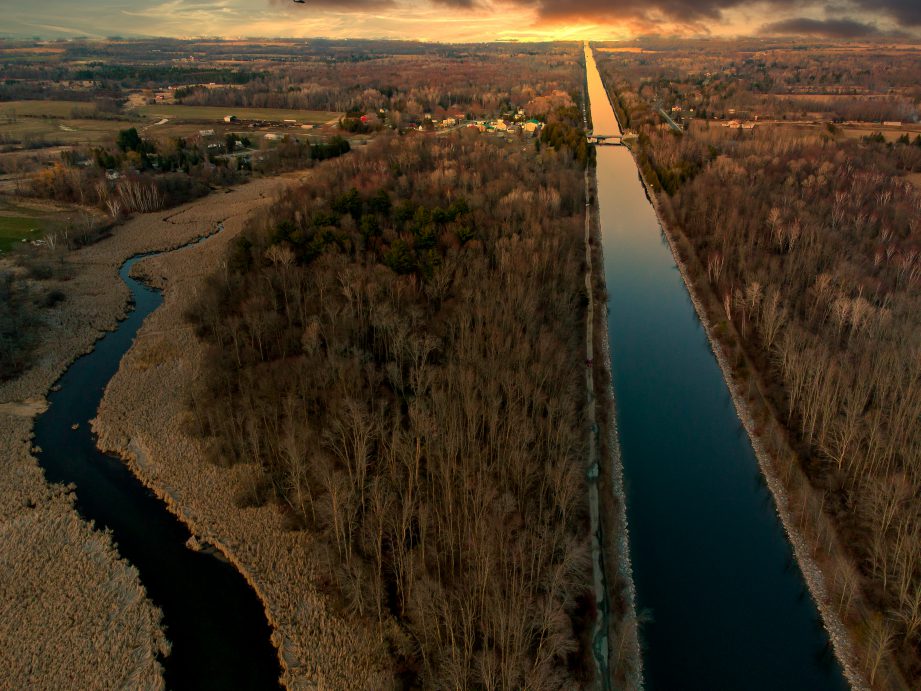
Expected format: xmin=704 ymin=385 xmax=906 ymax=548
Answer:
xmin=187 ymin=130 xmax=599 ymax=687
xmin=596 ymin=40 xmax=921 ymax=124
xmin=598 ymin=48 xmax=921 ymax=688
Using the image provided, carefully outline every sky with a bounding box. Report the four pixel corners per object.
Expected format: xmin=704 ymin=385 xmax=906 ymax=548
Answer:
xmin=2 ymin=0 xmax=918 ymax=42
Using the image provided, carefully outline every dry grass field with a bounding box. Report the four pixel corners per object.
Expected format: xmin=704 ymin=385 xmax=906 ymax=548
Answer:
xmin=134 ymin=104 xmax=340 ymax=124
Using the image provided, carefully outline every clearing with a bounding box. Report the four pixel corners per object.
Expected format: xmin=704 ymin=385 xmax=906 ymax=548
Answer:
xmin=0 ymin=197 xmax=94 ymax=253
xmin=133 ymin=104 xmax=340 ymax=124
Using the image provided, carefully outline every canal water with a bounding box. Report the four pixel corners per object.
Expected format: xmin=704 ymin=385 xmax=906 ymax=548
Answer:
xmin=585 ymin=45 xmax=848 ymax=690
xmin=33 ymin=243 xmax=282 ymax=690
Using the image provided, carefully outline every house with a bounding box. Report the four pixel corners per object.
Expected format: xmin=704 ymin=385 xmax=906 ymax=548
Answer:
xmin=283 ymin=119 xmax=298 ymax=126
xmin=199 ymin=129 xmax=215 ymax=136
xmin=224 ymin=115 xmax=237 ymax=123
xmin=883 ymin=121 xmax=902 ymax=127
xmin=723 ymin=120 xmax=756 ymax=130
xmin=493 ymin=119 xmax=508 ymax=131
xmin=264 ymin=132 xmax=284 ymax=141
xmin=523 ymin=119 xmax=541 ymax=134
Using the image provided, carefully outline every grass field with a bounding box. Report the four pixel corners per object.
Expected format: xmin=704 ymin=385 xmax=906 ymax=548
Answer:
xmin=0 ymin=118 xmax=129 ymax=146
xmin=840 ymin=126 xmax=921 ymax=142
xmin=0 ymin=214 xmax=45 ymax=252
xmin=134 ymin=104 xmax=340 ymax=124
xmin=0 ymin=100 xmax=121 ymax=119
xmin=0 ymin=197 xmax=86 ymax=253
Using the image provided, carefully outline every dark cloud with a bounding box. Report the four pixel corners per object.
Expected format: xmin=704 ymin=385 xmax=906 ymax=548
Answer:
xmin=509 ymin=0 xmax=798 ymax=25
xmin=854 ymin=0 xmax=921 ymax=26
xmin=508 ymin=0 xmax=921 ymax=32
xmin=762 ymin=16 xmax=882 ymax=38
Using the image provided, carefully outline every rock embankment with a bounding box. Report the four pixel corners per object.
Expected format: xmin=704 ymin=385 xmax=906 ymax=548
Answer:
xmin=0 ymin=177 xmax=296 ymax=689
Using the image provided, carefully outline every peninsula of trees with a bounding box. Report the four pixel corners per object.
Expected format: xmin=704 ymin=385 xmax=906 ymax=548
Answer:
xmin=188 ymin=128 xmax=599 ymax=687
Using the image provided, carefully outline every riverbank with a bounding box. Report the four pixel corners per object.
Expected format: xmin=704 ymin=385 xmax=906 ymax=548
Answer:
xmin=626 ymin=148 xmax=870 ymax=689
xmin=0 ymin=181 xmax=296 ymax=688
xmin=93 ymin=185 xmax=392 ymax=688
xmin=585 ymin=163 xmax=643 ymax=690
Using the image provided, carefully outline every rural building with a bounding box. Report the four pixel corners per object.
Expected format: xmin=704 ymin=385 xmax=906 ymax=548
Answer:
xmin=224 ymin=115 xmax=237 ymax=123
xmin=523 ymin=119 xmax=541 ymax=134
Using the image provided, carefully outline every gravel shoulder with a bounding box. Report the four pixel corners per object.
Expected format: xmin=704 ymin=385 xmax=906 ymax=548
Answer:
xmin=0 ymin=177 xmax=299 ymax=690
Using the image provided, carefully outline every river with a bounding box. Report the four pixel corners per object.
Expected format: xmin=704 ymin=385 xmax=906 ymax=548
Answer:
xmin=585 ymin=44 xmax=849 ymax=690
xmin=33 ymin=241 xmax=281 ymax=690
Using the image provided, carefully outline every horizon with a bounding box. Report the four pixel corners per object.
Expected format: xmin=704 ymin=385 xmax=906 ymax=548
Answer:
xmin=3 ymin=0 xmax=920 ymax=43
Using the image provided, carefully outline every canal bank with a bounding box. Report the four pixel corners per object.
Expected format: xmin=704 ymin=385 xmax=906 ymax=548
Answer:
xmin=583 ymin=158 xmax=644 ymax=689
xmin=585 ymin=43 xmax=852 ymax=690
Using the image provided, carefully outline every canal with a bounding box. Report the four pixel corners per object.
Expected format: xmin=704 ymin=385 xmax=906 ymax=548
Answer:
xmin=32 ymin=240 xmax=282 ymax=690
xmin=585 ymin=44 xmax=849 ymax=690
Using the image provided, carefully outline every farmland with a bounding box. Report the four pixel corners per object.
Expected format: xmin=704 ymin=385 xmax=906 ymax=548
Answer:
xmin=133 ymin=104 xmax=339 ymax=124
xmin=0 ymin=100 xmax=122 ymax=118
xmin=0 ymin=117 xmax=129 ymax=148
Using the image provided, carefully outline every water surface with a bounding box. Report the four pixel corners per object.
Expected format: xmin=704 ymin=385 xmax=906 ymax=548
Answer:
xmin=585 ymin=44 xmax=848 ymax=691
xmin=33 ymin=245 xmax=282 ymax=690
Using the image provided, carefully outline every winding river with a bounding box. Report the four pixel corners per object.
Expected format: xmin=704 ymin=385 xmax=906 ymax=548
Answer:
xmin=585 ymin=45 xmax=849 ymax=690
xmin=33 ymin=241 xmax=281 ymax=690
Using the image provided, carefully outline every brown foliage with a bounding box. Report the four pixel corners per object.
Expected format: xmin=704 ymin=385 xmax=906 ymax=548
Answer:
xmin=189 ymin=133 xmax=596 ymax=687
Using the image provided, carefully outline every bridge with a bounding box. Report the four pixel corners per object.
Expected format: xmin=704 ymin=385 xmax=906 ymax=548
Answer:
xmin=586 ymin=131 xmax=638 ymax=146
xmin=588 ymin=133 xmax=622 ymax=145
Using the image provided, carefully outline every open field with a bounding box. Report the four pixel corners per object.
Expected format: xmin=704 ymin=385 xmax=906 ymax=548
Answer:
xmin=0 ymin=117 xmax=130 ymax=147
xmin=0 ymin=197 xmax=91 ymax=253
xmin=0 ymin=100 xmax=123 ymax=119
xmin=0 ymin=214 xmax=43 ymax=252
xmin=839 ymin=126 xmax=921 ymax=142
xmin=134 ymin=104 xmax=340 ymax=124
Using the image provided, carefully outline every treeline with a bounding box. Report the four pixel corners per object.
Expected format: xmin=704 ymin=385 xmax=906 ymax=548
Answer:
xmin=540 ymin=106 xmax=593 ymax=168
xmin=175 ymin=44 xmax=583 ymax=122
xmin=0 ymin=272 xmax=38 ymax=381
xmin=25 ymin=128 xmax=352 ymax=218
xmin=188 ymin=132 xmax=598 ymax=687
xmin=595 ymin=42 xmax=921 ymax=124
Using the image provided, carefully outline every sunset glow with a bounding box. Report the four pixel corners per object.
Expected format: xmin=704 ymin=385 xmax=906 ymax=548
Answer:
xmin=3 ymin=0 xmax=918 ymax=41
